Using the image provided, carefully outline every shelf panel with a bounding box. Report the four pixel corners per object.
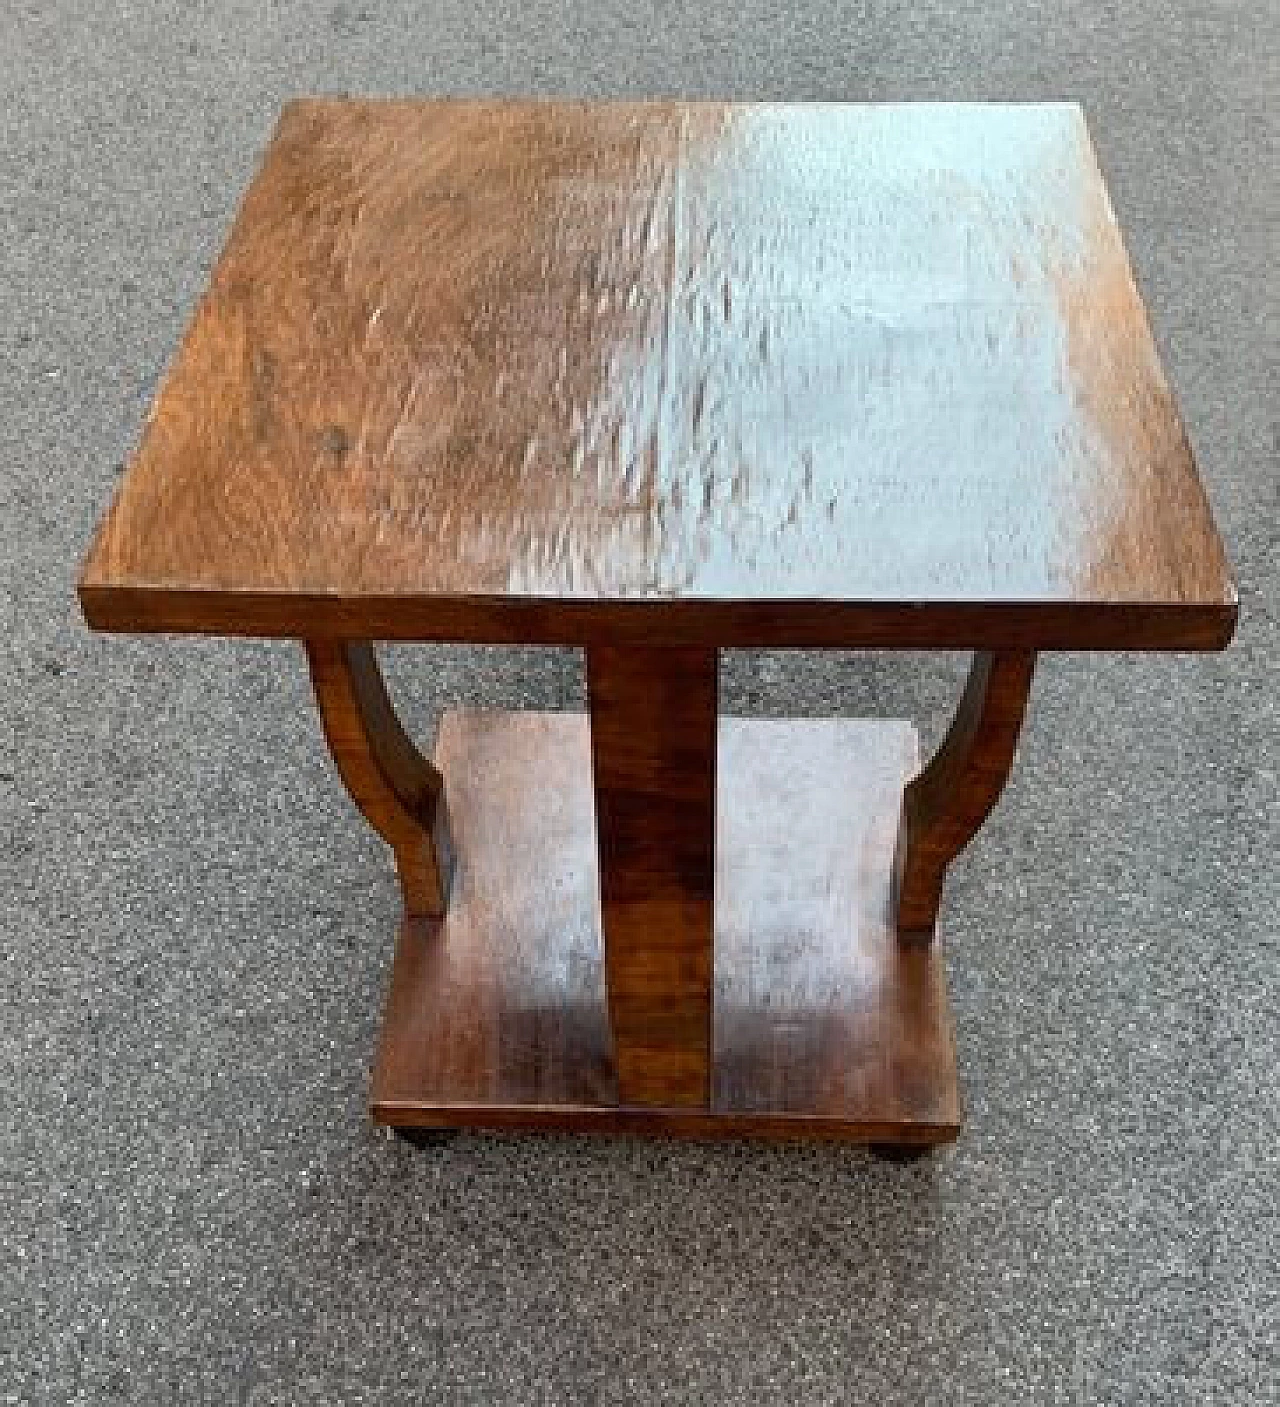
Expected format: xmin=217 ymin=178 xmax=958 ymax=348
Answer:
xmin=372 ymin=711 xmax=960 ymax=1143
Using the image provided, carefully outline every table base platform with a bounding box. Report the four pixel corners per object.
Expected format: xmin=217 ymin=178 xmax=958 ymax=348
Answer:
xmin=371 ymin=710 xmax=960 ymax=1144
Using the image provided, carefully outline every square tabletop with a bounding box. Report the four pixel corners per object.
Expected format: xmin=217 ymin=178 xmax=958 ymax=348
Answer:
xmin=79 ymin=100 xmax=1235 ymax=650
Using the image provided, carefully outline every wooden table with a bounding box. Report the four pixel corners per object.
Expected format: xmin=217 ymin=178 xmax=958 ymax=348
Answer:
xmin=79 ymin=101 xmax=1235 ymax=1152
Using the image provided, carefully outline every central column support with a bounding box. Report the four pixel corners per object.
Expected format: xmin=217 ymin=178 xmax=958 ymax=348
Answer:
xmin=586 ymin=646 xmax=718 ymax=1108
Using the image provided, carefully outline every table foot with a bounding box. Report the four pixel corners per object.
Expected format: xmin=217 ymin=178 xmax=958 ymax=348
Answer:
xmin=868 ymin=1142 xmax=935 ymax=1164
xmin=370 ymin=711 xmax=961 ymax=1145
xmin=393 ymin=1126 xmax=459 ymax=1150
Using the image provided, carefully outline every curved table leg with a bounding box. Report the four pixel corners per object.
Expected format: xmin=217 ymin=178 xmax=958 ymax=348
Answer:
xmin=305 ymin=640 xmax=453 ymax=918
xmin=892 ymin=650 xmax=1035 ymax=941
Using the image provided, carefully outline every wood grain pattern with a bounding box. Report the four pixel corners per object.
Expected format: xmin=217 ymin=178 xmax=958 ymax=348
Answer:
xmin=892 ymin=650 xmax=1035 ymax=936
xmin=372 ymin=711 xmax=959 ymax=1142
xmin=586 ymin=647 xmax=716 ymax=1107
xmin=306 ymin=640 xmax=453 ymax=917
xmin=372 ymin=713 xmax=616 ymax=1114
xmin=714 ymin=720 xmax=958 ymax=1127
xmin=79 ymin=100 xmax=1236 ymax=652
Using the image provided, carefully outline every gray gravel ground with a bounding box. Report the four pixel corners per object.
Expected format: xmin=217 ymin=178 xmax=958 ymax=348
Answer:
xmin=4 ymin=2 xmax=1277 ymax=1402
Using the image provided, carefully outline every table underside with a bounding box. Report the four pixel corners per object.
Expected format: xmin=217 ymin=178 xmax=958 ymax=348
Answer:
xmin=371 ymin=711 xmax=960 ymax=1142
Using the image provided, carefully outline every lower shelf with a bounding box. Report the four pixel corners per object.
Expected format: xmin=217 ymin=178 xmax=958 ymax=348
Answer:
xmin=371 ymin=710 xmax=960 ymax=1143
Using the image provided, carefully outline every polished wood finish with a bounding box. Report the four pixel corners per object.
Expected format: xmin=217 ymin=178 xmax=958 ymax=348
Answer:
xmin=372 ymin=711 xmax=959 ymax=1143
xmin=79 ymin=101 xmax=1236 ymax=652
xmin=587 ymin=647 xmax=717 ymax=1107
xmin=75 ymin=100 xmax=1239 ymax=1151
xmin=305 ymin=640 xmax=453 ymax=918
xmin=372 ymin=713 xmax=615 ymax=1117
xmin=892 ymin=650 xmax=1035 ymax=938
xmin=714 ymin=718 xmax=958 ymax=1129
xmin=79 ymin=590 xmax=1234 ymax=652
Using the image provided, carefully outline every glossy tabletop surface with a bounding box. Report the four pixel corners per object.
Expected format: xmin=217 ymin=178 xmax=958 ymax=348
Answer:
xmin=79 ymin=100 xmax=1235 ymax=648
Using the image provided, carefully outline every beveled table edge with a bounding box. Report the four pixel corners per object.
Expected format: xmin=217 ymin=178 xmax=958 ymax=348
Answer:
xmin=77 ymin=580 xmax=1238 ymax=651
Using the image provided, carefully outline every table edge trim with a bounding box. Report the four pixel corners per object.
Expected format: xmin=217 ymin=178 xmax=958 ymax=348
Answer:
xmin=78 ymin=583 xmax=1238 ymax=651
